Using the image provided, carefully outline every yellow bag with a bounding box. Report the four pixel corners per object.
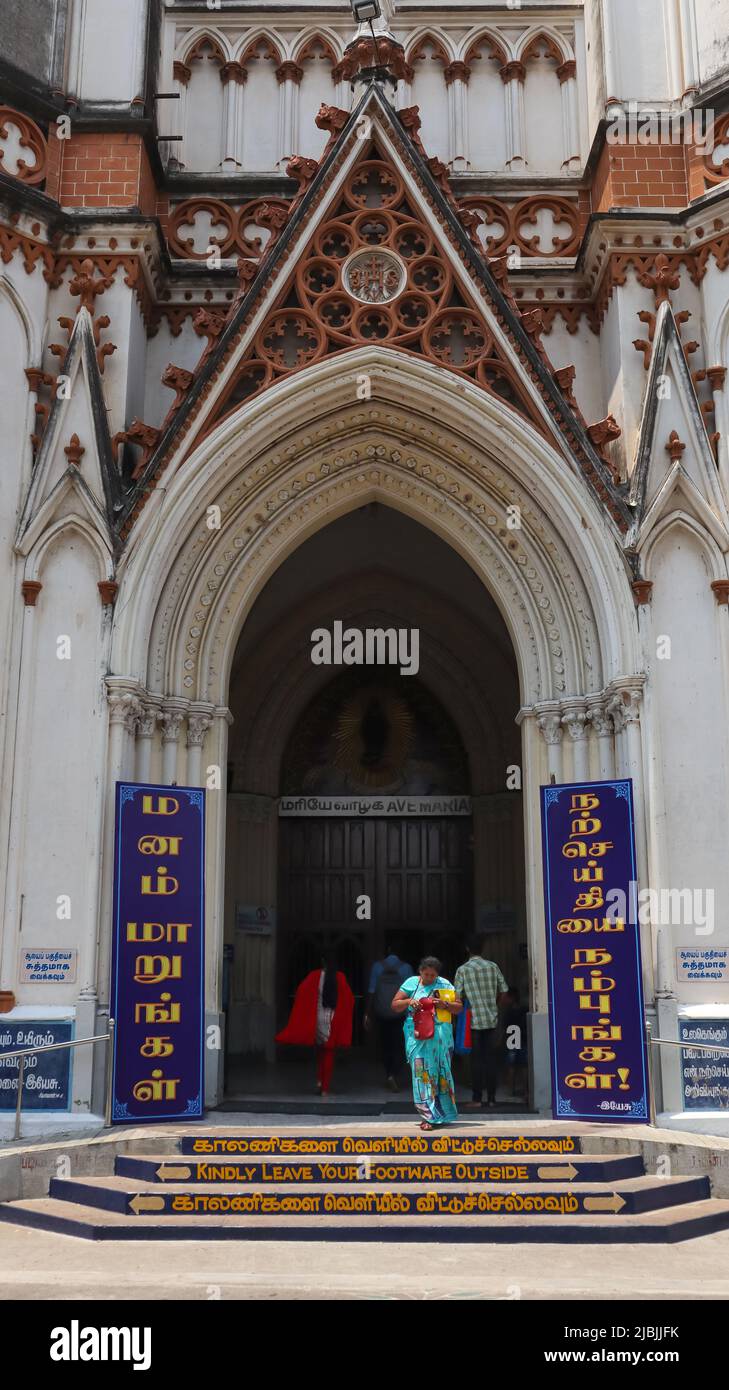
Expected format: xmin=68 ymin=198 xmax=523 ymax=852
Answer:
xmin=434 ymin=988 xmax=455 ymax=1023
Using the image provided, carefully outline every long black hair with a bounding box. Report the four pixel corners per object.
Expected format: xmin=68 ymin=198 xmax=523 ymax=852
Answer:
xmin=321 ymin=951 xmax=339 ymax=1010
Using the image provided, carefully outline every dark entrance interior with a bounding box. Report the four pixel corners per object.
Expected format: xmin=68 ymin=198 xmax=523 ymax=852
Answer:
xmin=222 ymin=504 xmax=527 ymax=1106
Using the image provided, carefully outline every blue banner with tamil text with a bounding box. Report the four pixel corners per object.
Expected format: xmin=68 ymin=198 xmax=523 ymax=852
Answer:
xmin=110 ymin=782 xmax=205 ymax=1123
xmin=541 ymin=779 xmax=649 ymax=1123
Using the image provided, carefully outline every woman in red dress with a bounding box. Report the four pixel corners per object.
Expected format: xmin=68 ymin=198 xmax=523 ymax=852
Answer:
xmin=276 ymin=953 xmax=354 ymax=1097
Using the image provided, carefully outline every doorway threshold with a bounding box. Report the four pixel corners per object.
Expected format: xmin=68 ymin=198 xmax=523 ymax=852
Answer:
xmin=214 ymin=1098 xmax=535 ymax=1116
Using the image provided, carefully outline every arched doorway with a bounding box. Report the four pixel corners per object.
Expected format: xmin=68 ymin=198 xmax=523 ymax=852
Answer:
xmin=222 ymin=503 xmax=525 ymax=1097
xmin=277 ymin=669 xmax=474 ymax=1034
xmin=105 ymin=349 xmax=642 ymax=1112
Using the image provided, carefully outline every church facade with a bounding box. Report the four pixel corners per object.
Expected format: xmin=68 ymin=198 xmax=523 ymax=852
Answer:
xmin=1 ymin=0 xmax=729 ymax=1121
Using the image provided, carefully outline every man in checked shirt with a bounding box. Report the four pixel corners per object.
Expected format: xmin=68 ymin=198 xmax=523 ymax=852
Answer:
xmin=454 ymin=937 xmax=509 ymax=1110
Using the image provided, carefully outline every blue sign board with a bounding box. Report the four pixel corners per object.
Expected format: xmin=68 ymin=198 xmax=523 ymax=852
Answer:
xmin=110 ymin=782 xmax=205 ymax=1123
xmin=0 ymin=1020 xmax=73 ymax=1110
xmin=680 ymin=1019 xmax=729 ymax=1109
xmin=541 ymin=779 xmax=649 ymax=1122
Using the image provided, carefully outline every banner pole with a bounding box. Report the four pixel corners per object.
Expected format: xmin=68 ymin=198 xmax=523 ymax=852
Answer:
xmin=645 ymin=1018 xmax=658 ymax=1127
xmin=13 ymin=1053 xmax=25 ymax=1141
xmin=104 ymin=1017 xmax=115 ymax=1128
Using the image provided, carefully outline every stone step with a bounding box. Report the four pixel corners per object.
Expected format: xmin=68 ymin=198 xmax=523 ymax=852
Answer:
xmin=117 ymin=1152 xmax=644 ymax=1184
xmin=3 ymin=1194 xmax=729 ymax=1243
xmin=44 ymin=1173 xmax=708 ymax=1218
xmin=178 ymin=1131 xmax=583 ymax=1158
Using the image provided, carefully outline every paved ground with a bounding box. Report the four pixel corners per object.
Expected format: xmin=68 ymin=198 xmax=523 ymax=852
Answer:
xmin=1 ymin=1222 xmax=729 ymax=1299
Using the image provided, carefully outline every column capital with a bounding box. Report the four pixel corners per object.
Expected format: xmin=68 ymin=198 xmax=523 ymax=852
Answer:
xmin=556 ymin=59 xmax=577 ymax=83
xmin=561 ymin=702 xmax=589 ymax=741
xmin=98 ymin=580 xmax=118 ymax=607
xmin=173 ymin=61 xmax=191 ymax=86
xmin=276 ymin=61 xmax=303 ymax=85
xmin=220 ymin=61 xmax=247 ymax=85
xmin=21 ymin=579 xmax=42 ymax=606
xmin=711 ymin=579 xmax=729 ymax=605
xmin=632 ymin=579 xmax=653 ymax=606
xmin=160 ymin=702 xmax=188 ymax=745
xmin=606 ymin=685 xmax=643 ymax=731
xmin=536 ymin=704 xmax=564 ymax=745
xmin=500 ymin=60 xmax=526 ymax=84
xmin=108 ymin=692 xmax=142 ymax=733
xmin=444 ymin=61 xmax=471 ymax=85
xmin=137 ymin=699 xmax=162 ymax=741
xmin=586 ymin=698 xmax=614 ymax=739
xmin=187 ymin=703 xmax=215 ymax=747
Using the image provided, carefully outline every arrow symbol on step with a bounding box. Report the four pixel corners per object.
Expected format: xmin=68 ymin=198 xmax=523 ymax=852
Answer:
xmin=129 ymin=1194 xmax=166 ymax=1215
xmin=155 ymin=1164 xmax=191 ymax=1182
xmin=583 ymin=1193 xmax=626 ymax=1213
xmin=537 ymin=1163 xmax=578 ymax=1181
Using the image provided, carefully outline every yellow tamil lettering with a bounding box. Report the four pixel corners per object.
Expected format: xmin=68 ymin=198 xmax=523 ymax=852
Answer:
xmin=138 ymin=835 xmax=183 ymax=855
xmin=139 ymin=1036 xmax=175 ymax=1058
xmin=142 ymin=795 xmax=180 ymax=816
xmin=141 ymin=866 xmax=179 ymax=896
xmin=133 ymin=993 xmax=181 ymax=1024
xmin=133 ymin=954 xmax=183 ymax=985
xmin=126 ymin=921 xmax=166 ymax=943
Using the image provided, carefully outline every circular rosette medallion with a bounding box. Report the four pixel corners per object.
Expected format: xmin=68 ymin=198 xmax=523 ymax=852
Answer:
xmin=342 ymin=248 xmax=407 ymax=306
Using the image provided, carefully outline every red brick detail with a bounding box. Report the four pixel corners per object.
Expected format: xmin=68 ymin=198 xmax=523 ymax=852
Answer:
xmin=98 ymin=580 xmax=118 ymax=606
xmin=21 ymin=580 xmax=42 ymax=607
xmin=593 ymin=140 xmax=689 ymax=212
xmin=711 ymin=580 xmax=729 ymax=606
xmin=57 ymin=133 xmax=155 ymax=211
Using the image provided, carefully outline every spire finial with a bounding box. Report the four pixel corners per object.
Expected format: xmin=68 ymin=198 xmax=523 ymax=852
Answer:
xmin=341 ymin=0 xmax=407 ymax=91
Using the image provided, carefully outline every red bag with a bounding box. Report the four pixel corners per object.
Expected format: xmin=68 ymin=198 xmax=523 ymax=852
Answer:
xmin=413 ymin=996 xmax=435 ymax=1040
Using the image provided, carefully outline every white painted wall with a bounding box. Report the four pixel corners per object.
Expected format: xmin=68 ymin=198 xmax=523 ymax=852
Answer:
xmin=6 ymin=534 xmax=107 ymax=1003
xmin=647 ymin=525 xmax=729 ymax=1001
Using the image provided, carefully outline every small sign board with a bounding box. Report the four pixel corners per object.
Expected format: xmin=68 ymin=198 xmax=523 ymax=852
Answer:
xmin=676 ymin=949 xmax=729 ymax=984
xmin=19 ymin=949 xmax=78 ymax=984
xmin=235 ymin=904 xmax=275 ymax=935
xmin=279 ymin=796 xmax=471 ymax=817
xmin=0 ymin=1020 xmax=73 ymax=1111
xmin=680 ymin=1019 xmax=729 ymax=1110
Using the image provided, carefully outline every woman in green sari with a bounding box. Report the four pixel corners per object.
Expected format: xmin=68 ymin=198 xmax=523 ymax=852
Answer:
xmin=391 ymin=956 xmax=462 ymax=1130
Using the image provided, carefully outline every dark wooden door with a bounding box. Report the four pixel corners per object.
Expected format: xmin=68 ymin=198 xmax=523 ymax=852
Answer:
xmin=278 ymin=816 xmax=473 ymax=1036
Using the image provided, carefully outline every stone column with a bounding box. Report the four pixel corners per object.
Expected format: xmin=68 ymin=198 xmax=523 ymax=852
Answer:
xmin=561 ymin=699 xmax=590 ymax=781
xmin=186 ymin=704 xmax=215 ymax=786
xmin=500 ymin=60 xmax=526 ymax=170
xmin=587 ymin=698 xmax=616 ymax=779
xmin=678 ymin=0 xmax=700 ymax=96
xmin=444 ymin=61 xmax=470 ymax=171
xmin=135 ymin=698 xmax=161 ymax=782
xmin=172 ymin=61 xmax=191 ymax=171
xmin=536 ymin=702 xmax=564 ymax=782
xmin=276 ymin=62 xmax=303 ymax=169
xmin=220 ymin=62 xmax=246 ymax=170
xmin=607 ymin=680 xmax=652 ymax=998
xmin=160 ymin=699 xmax=187 ymax=785
xmin=91 ymin=679 xmax=143 ymax=1111
xmin=515 ymin=707 xmax=552 ymax=1113
xmin=0 ymin=583 xmax=42 ymax=992
xmin=600 ymin=0 xmax=620 ymax=102
xmin=557 ymin=59 xmax=581 ymax=169
xmin=204 ymin=706 xmax=234 ymax=1104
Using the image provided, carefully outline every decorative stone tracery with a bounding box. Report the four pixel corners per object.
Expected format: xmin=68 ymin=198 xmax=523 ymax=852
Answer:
xmin=206 ymin=155 xmax=544 ymax=435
